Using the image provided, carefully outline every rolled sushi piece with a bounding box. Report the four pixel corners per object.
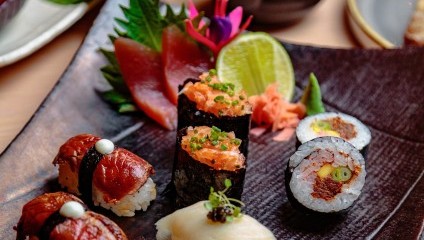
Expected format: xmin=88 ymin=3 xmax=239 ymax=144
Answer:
xmin=178 ymin=71 xmax=252 ymax=156
xmin=173 ymin=126 xmax=246 ymax=207
xmin=15 ymin=192 xmax=127 ymax=240
xmin=53 ymin=134 xmax=156 ymax=217
xmin=285 ymin=137 xmax=366 ymax=214
xmin=296 ymin=112 xmax=371 ymax=155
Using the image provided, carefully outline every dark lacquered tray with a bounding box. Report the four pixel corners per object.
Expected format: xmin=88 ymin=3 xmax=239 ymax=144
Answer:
xmin=1 ymin=1 xmax=423 ymax=239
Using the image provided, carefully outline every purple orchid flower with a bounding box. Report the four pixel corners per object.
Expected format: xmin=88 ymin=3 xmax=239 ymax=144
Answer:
xmin=186 ymin=0 xmax=252 ymax=57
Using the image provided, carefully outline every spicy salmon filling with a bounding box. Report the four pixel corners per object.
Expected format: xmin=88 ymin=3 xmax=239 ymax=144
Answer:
xmin=181 ymin=126 xmax=245 ymax=171
xmin=307 ymin=151 xmax=361 ymax=201
xmin=181 ymin=71 xmax=252 ymax=117
xmin=311 ymin=116 xmax=357 ymax=140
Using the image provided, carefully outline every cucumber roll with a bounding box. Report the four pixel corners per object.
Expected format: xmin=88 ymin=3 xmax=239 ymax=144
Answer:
xmin=296 ymin=112 xmax=371 ymax=156
xmin=173 ymin=126 xmax=246 ymax=207
xmin=178 ymin=71 xmax=252 ymax=156
xmin=285 ymin=137 xmax=366 ymax=214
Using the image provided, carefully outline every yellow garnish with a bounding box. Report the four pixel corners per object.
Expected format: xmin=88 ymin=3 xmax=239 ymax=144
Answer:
xmin=317 ymin=164 xmax=335 ymax=178
xmin=311 ymin=120 xmax=340 ymax=137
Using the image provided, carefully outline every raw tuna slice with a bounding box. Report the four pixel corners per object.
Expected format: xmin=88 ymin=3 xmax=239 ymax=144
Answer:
xmin=162 ymin=25 xmax=212 ymax=104
xmin=114 ymin=37 xmax=177 ymax=130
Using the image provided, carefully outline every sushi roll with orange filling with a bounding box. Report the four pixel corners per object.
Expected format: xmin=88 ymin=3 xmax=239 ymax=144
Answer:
xmin=285 ymin=137 xmax=366 ymax=214
xmin=15 ymin=192 xmax=127 ymax=240
xmin=178 ymin=70 xmax=252 ymax=156
xmin=53 ymin=134 xmax=156 ymax=217
xmin=173 ymin=126 xmax=246 ymax=207
xmin=296 ymin=112 xmax=371 ymax=156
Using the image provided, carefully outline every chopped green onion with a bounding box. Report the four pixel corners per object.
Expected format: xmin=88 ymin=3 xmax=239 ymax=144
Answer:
xmin=220 ymin=144 xmax=228 ymax=150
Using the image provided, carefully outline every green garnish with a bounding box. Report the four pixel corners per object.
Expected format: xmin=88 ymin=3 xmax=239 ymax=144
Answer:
xmin=231 ymin=100 xmax=239 ymax=106
xmin=239 ymin=95 xmax=245 ymax=100
xmin=331 ymin=167 xmax=352 ymax=182
xmin=209 ymin=69 xmax=217 ymax=76
xmin=301 ymin=72 xmax=325 ymax=116
xmin=99 ymin=0 xmax=187 ymax=113
xmin=204 ymin=179 xmax=244 ymax=223
xmin=208 ymin=82 xmax=236 ymax=95
xmin=214 ymin=95 xmax=225 ymax=103
xmin=188 ymin=126 xmax=240 ymax=152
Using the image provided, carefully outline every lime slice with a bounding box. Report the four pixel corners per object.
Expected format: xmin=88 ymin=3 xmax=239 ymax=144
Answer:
xmin=217 ymin=32 xmax=294 ymax=100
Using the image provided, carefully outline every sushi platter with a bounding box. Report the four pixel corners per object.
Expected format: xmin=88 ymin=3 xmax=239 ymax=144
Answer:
xmin=1 ymin=0 xmax=424 ymax=239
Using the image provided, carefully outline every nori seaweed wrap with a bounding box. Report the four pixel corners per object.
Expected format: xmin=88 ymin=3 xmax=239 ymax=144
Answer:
xmin=177 ymin=73 xmax=251 ymax=157
xmin=173 ymin=126 xmax=246 ymax=208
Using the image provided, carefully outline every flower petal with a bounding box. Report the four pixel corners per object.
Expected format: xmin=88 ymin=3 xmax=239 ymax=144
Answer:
xmin=228 ymin=6 xmax=243 ymax=37
xmin=188 ymin=0 xmax=199 ymax=19
xmin=214 ymin=0 xmax=228 ymax=17
xmin=209 ymin=17 xmax=232 ymax=45
xmin=185 ymin=20 xmax=218 ymax=53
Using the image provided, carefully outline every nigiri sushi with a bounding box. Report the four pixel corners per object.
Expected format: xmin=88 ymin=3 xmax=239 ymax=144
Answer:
xmin=178 ymin=71 xmax=252 ymax=156
xmin=15 ymin=192 xmax=127 ymax=240
xmin=156 ymin=180 xmax=275 ymax=240
xmin=53 ymin=134 xmax=156 ymax=217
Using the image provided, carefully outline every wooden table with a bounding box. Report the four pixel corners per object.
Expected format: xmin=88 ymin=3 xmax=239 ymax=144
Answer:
xmin=0 ymin=0 xmax=358 ymax=153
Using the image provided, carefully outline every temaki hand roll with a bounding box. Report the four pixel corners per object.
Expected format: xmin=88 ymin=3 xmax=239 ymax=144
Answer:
xmin=178 ymin=70 xmax=252 ymax=156
xmin=53 ymin=134 xmax=156 ymax=217
xmin=285 ymin=137 xmax=366 ymax=215
xmin=296 ymin=112 xmax=371 ymax=156
xmin=15 ymin=192 xmax=127 ymax=240
xmin=173 ymin=126 xmax=246 ymax=207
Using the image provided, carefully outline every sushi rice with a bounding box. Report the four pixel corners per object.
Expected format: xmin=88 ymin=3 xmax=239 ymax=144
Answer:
xmin=288 ymin=137 xmax=366 ymax=213
xmin=58 ymin=164 xmax=156 ymax=217
xmin=296 ymin=112 xmax=371 ymax=151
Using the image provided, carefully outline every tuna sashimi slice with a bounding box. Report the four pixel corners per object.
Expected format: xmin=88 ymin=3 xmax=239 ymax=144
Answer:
xmin=114 ymin=37 xmax=177 ymax=130
xmin=162 ymin=25 xmax=212 ymax=104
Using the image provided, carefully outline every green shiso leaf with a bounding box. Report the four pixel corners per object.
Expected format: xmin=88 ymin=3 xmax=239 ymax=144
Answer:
xmin=100 ymin=90 xmax=137 ymax=113
xmin=115 ymin=0 xmax=163 ymax=51
xmin=301 ymin=73 xmax=325 ymax=116
xmin=162 ymin=4 xmax=188 ymax=32
xmin=98 ymin=0 xmax=189 ymax=114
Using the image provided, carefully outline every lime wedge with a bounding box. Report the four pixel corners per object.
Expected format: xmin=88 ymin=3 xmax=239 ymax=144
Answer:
xmin=217 ymin=32 xmax=294 ymax=100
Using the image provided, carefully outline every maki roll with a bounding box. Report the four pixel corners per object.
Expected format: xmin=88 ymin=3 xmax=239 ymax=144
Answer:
xmin=296 ymin=112 xmax=371 ymax=155
xmin=53 ymin=134 xmax=156 ymax=217
xmin=285 ymin=137 xmax=366 ymax=214
xmin=173 ymin=126 xmax=246 ymax=207
xmin=15 ymin=192 xmax=127 ymax=240
xmin=178 ymin=71 xmax=252 ymax=156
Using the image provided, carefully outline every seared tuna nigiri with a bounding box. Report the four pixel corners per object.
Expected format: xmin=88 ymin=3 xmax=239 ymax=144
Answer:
xmin=15 ymin=192 xmax=127 ymax=240
xmin=53 ymin=134 xmax=156 ymax=217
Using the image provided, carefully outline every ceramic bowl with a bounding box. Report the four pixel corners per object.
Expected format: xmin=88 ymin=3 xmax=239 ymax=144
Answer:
xmin=0 ymin=0 xmax=26 ymax=29
xmin=230 ymin=0 xmax=322 ymax=25
xmin=347 ymin=0 xmax=416 ymax=48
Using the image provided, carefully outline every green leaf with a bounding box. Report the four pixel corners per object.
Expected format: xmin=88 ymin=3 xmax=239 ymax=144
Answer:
xmin=301 ymin=73 xmax=326 ymax=116
xmin=100 ymin=91 xmax=137 ymax=113
xmin=118 ymin=103 xmax=138 ymax=113
xmin=224 ymin=179 xmax=232 ymax=188
xmin=115 ymin=0 xmax=163 ymax=51
xmin=162 ymin=4 xmax=188 ymax=31
xmin=204 ymin=202 xmax=213 ymax=210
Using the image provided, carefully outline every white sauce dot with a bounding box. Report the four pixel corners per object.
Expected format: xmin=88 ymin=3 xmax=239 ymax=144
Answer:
xmin=95 ymin=139 xmax=114 ymax=155
xmin=59 ymin=201 xmax=85 ymax=219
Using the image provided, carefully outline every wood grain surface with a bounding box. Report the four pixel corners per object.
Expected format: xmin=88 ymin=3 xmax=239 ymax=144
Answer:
xmin=0 ymin=1 xmax=423 ymax=239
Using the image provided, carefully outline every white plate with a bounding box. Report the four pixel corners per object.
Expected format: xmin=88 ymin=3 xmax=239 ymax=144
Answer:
xmin=0 ymin=0 xmax=100 ymax=67
xmin=347 ymin=0 xmax=416 ymax=48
